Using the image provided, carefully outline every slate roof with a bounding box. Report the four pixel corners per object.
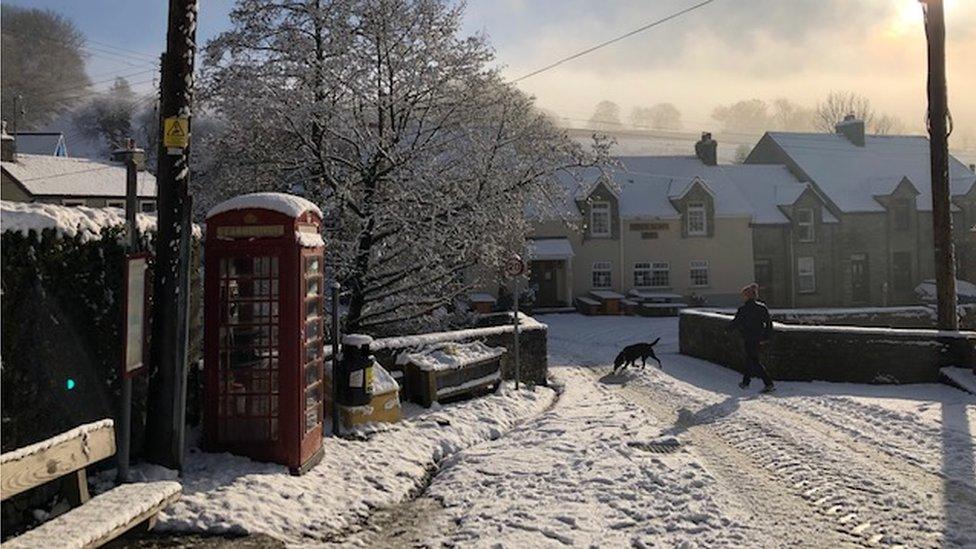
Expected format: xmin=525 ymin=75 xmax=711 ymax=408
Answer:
xmin=544 ymin=156 xmax=815 ymax=225
xmin=762 ymin=132 xmax=976 ymax=213
xmin=1 ymin=154 xmax=156 ymax=198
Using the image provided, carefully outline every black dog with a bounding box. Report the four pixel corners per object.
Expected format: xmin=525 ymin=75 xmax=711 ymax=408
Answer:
xmin=613 ymin=338 xmax=662 ymax=373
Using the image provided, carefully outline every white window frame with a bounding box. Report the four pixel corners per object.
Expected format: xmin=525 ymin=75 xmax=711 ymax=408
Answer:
xmin=140 ymin=200 xmax=157 ymax=213
xmin=592 ymin=261 xmax=612 ymax=288
xmin=590 ymin=201 xmax=611 ymax=238
xmin=634 ymin=262 xmax=653 ymax=288
xmin=796 ymin=208 xmax=815 ymax=242
xmin=690 ymin=260 xmax=709 ymax=287
xmin=650 ymin=262 xmax=670 ymax=288
xmin=61 ymin=199 xmax=86 ymax=207
xmin=797 ymin=256 xmax=816 ymax=293
xmin=686 ymin=202 xmax=707 ymax=236
xmin=106 ymin=199 xmax=126 ymax=209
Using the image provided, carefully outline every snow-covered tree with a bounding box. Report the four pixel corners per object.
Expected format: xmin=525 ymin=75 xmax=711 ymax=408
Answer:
xmin=630 ymin=103 xmax=682 ymax=131
xmin=71 ymin=78 xmax=139 ymax=154
xmin=588 ymin=100 xmax=621 ymax=131
xmin=197 ymin=0 xmax=608 ymax=333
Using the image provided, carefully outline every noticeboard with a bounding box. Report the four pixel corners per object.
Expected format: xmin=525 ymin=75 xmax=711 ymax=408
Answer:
xmin=122 ymin=254 xmax=151 ymax=378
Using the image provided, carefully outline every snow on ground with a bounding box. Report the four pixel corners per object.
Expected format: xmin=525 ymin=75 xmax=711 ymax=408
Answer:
xmin=418 ymin=368 xmax=755 ymax=547
xmin=152 ymin=383 xmax=554 ymax=544
xmin=540 ymin=313 xmax=976 ymax=547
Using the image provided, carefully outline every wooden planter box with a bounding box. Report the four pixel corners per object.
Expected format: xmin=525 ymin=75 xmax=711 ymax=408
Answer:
xmin=622 ymin=299 xmax=639 ymax=316
xmin=406 ymin=355 xmax=502 ymax=408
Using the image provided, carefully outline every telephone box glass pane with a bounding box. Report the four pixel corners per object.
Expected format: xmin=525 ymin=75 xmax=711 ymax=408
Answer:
xmin=218 ymin=255 xmax=280 ymax=443
xmin=302 ymin=252 xmax=325 ymax=435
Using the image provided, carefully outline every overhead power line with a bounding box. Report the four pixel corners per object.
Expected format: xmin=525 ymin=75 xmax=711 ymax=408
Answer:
xmin=511 ymin=0 xmax=719 ymax=83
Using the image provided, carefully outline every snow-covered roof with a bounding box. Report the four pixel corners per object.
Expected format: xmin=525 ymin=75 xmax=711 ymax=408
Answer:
xmin=763 ymin=132 xmax=976 ymax=213
xmin=12 ymin=132 xmax=68 ymax=156
xmin=720 ymin=165 xmax=824 ymax=225
xmin=207 ymin=192 xmax=323 ymax=219
xmin=1 ymin=154 xmax=156 ymax=197
xmin=542 ymin=156 xmax=830 ymax=225
xmin=0 ymin=200 xmax=197 ymax=242
xmin=527 ymin=237 xmax=574 ymax=260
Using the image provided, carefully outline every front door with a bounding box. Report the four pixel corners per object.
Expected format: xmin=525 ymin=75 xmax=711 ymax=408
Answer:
xmin=530 ymin=261 xmax=560 ymax=307
xmin=851 ymin=254 xmax=869 ymax=304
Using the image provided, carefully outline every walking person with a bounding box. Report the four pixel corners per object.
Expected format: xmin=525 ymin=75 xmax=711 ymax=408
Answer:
xmin=726 ymin=283 xmax=775 ymax=393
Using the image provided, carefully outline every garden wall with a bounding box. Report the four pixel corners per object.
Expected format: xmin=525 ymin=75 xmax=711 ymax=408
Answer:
xmin=706 ymin=305 xmax=976 ymax=330
xmin=680 ymin=309 xmax=976 ymax=384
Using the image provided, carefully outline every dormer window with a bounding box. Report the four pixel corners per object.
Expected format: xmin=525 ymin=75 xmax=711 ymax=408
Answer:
xmin=686 ymin=202 xmax=707 ymax=236
xmin=893 ymin=199 xmax=910 ymax=230
xmin=796 ymin=209 xmax=815 ymax=242
xmin=590 ymin=201 xmax=611 ymax=237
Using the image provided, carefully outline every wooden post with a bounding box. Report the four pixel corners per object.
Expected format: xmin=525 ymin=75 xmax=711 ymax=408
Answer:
xmin=146 ymin=0 xmax=198 ymax=469
xmin=924 ymin=0 xmax=958 ymax=331
xmin=117 ymin=140 xmax=140 ymax=483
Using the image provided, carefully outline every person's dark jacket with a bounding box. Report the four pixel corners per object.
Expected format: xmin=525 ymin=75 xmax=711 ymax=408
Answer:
xmin=727 ymin=299 xmax=773 ymax=342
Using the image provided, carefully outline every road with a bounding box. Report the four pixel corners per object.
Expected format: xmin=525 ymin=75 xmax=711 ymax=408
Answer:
xmin=339 ymin=314 xmax=976 ymax=548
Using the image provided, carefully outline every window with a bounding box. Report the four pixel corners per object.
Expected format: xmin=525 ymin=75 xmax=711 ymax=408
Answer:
xmin=590 ymin=201 xmax=611 ymax=237
xmin=893 ymin=199 xmax=910 ymax=230
xmin=797 ymin=257 xmax=816 ymax=293
xmin=690 ymin=260 xmax=709 ymax=287
xmin=686 ymin=202 xmax=707 ymax=236
xmin=651 ymin=262 xmax=670 ymax=287
xmin=796 ymin=209 xmax=815 ymax=242
xmin=592 ymin=261 xmax=612 ymax=288
xmin=61 ymin=199 xmax=86 ymax=207
xmin=140 ymin=200 xmax=157 ymax=213
xmin=106 ymin=200 xmax=126 ymax=209
xmin=634 ymin=262 xmax=668 ymax=288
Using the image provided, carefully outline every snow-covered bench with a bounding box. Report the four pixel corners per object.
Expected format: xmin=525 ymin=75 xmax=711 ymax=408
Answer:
xmin=401 ymin=342 xmax=505 ymax=407
xmin=589 ymin=290 xmax=625 ymax=315
xmin=0 ymin=420 xmax=181 ymax=549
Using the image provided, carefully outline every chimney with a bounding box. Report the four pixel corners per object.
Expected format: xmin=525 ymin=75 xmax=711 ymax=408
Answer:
xmin=835 ymin=114 xmax=865 ymax=147
xmin=110 ymin=138 xmax=146 ymax=171
xmin=1 ymin=121 xmax=14 ymax=162
xmin=695 ymin=132 xmax=717 ymax=166
xmin=969 ymin=163 xmax=975 ymax=173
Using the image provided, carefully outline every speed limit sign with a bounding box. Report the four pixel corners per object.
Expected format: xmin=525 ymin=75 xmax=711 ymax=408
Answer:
xmin=504 ymin=255 xmax=525 ymax=277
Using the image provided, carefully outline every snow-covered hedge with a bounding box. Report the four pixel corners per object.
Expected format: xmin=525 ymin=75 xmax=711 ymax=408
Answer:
xmin=0 ymin=202 xmax=202 ymax=455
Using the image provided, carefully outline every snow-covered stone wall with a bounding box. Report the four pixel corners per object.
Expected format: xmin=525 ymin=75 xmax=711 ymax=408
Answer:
xmin=679 ymin=309 xmax=976 ymax=384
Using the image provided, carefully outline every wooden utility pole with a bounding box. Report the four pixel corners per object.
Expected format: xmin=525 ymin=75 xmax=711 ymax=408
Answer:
xmin=146 ymin=0 xmax=198 ymax=469
xmin=923 ymin=0 xmax=958 ymax=331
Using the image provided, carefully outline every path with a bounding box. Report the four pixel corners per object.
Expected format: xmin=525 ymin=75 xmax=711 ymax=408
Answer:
xmin=344 ymin=314 xmax=976 ymax=547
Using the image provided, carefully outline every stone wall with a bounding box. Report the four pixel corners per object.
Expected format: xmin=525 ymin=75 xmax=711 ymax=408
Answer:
xmin=680 ymin=309 xmax=976 ymax=384
xmin=354 ymin=313 xmax=549 ymax=386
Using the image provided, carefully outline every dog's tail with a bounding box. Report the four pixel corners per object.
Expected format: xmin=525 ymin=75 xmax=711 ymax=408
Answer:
xmin=649 ymin=337 xmax=661 ymax=346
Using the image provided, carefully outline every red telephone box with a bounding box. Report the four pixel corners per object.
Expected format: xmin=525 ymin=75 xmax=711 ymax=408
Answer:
xmin=204 ymin=193 xmax=326 ymax=475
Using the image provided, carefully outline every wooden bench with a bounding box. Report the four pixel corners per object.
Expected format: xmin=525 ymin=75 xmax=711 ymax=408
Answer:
xmin=403 ymin=343 xmax=505 ymax=407
xmin=1 ymin=420 xmax=182 ymax=549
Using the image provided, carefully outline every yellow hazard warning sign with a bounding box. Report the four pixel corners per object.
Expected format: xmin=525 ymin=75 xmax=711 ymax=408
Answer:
xmin=163 ymin=117 xmax=189 ymax=148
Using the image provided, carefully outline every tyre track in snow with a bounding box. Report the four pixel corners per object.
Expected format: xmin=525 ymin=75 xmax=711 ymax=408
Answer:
xmin=594 ymin=365 xmax=973 ymax=548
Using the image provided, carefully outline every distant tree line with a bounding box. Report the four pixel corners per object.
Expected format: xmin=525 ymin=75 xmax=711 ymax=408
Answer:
xmin=585 ymin=92 xmax=908 ymax=136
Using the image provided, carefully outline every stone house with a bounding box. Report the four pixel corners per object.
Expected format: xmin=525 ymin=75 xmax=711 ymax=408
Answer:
xmin=745 ymin=116 xmax=976 ymax=307
xmin=519 ymin=136 xmax=807 ymax=308
xmin=1 ymin=129 xmax=157 ymax=211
